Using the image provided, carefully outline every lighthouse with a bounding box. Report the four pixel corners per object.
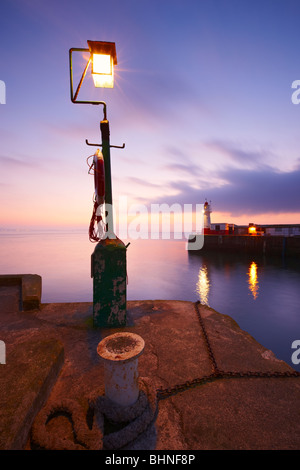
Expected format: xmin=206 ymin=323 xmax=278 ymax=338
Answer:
xmin=203 ymin=200 xmax=212 ymax=234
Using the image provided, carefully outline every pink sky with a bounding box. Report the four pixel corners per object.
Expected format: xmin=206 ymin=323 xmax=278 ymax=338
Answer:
xmin=1 ymin=1 xmax=299 ymax=232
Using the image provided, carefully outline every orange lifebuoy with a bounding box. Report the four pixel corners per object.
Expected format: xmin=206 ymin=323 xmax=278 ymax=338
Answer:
xmin=93 ymin=149 xmax=105 ymax=205
xmin=88 ymin=149 xmax=106 ymax=242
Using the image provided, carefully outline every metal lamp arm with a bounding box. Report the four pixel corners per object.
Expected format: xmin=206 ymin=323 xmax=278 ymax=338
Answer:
xmin=69 ymin=47 xmax=107 ymax=120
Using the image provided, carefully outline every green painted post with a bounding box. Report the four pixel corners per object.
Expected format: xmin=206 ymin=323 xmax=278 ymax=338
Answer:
xmin=92 ymin=238 xmax=127 ymax=327
xmin=91 ymin=118 xmax=127 ymax=328
xmin=100 ymin=120 xmax=114 ymax=236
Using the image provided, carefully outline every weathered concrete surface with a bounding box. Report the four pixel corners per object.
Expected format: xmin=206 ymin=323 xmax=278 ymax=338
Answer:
xmin=0 ymin=285 xmax=21 ymax=312
xmin=0 ymin=274 xmax=42 ymax=311
xmin=0 ymin=336 xmax=64 ymax=449
xmin=0 ymin=296 xmax=299 ymax=450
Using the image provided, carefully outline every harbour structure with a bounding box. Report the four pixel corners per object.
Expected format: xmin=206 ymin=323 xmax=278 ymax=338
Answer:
xmin=202 ymin=200 xmax=300 ymax=237
xmin=203 ymin=200 xmax=212 ymax=234
xmin=188 ymin=201 xmax=300 ymax=257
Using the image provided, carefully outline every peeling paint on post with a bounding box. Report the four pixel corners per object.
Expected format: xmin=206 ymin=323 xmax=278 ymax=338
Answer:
xmin=91 ymin=237 xmax=127 ymax=328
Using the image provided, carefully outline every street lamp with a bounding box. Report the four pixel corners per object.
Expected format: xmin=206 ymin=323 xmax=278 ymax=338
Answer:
xmin=69 ymin=40 xmax=127 ymax=328
xmin=88 ymin=40 xmax=117 ymax=88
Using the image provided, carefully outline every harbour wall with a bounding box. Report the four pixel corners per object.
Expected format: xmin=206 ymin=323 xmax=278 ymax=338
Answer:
xmin=199 ymin=235 xmax=300 ymax=258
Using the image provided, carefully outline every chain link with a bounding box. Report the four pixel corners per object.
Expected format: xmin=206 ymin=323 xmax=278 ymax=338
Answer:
xmin=156 ymin=301 xmax=300 ymax=400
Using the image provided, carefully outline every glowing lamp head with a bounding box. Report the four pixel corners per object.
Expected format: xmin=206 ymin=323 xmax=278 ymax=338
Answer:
xmin=87 ymin=40 xmax=117 ymax=88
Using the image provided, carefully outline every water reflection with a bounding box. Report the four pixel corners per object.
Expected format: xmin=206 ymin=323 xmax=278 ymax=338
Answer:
xmin=1 ymin=233 xmax=300 ymax=371
xmin=248 ymin=261 xmax=259 ymax=300
xmin=196 ymin=265 xmax=210 ymax=305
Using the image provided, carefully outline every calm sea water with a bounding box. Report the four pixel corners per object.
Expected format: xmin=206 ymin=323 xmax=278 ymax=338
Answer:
xmin=0 ymin=230 xmax=299 ymax=371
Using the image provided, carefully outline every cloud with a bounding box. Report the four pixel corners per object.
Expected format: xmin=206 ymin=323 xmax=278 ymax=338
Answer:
xmin=204 ymin=140 xmax=277 ymax=170
xmin=126 ymin=176 xmax=162 ymax=189
xmin=162 ymin=147 xmax=202 ymax=177
xmin=136 ymin=139 xmax=299 ymax=216
xmin=215 ymin=166 xmax=300 ymax=215
xmin=147 ymin=166 xmax=300 ymax=216
xmin=0 ymin=154 xmax=38 ymax=168
xmin=118 ymin=64 xmax=208 ymax=129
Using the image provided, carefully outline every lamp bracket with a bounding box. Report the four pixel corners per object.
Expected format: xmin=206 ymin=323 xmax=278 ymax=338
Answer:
xmin=69 ymin=47 xmax=107 ymax=120
xmin=86 ymin=139 xmax=125 ymax=149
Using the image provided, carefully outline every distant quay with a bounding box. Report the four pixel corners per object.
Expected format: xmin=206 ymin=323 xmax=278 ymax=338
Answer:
xmin=188 ymin=234 xmax=300 ymax=258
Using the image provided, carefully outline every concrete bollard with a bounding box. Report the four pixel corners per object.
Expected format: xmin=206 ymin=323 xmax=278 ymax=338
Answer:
xmin=97 ymin=332 xmax=145 ymax=407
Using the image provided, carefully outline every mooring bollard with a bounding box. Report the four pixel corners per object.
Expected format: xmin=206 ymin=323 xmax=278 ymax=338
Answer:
xmin=97 ymin=332 xmax=145 ymax=407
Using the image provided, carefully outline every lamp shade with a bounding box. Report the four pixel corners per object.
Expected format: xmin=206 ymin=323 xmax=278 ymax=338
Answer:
xmin=87 ymin=40 xmax=117 ymax=88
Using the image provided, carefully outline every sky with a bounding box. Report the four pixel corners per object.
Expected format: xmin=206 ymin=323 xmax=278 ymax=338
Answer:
xmin=1 ymin=0 xmax=300 ymax=233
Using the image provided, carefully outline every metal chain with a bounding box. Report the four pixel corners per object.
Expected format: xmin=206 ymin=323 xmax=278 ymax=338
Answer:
xmin=193 ymin=300 xmax=221 ymax=375
xmin=156 ymin=301 xmax=300 ymax=400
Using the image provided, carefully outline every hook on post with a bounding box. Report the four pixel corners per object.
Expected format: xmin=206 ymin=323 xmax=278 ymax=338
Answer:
xmin=85 ymin=139 xmax=125 ymax=149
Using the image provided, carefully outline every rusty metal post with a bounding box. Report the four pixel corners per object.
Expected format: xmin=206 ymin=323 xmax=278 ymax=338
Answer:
xmin=91 ymin=117 xmax=127 ymax=328
xmin=97 ymin=332 xmax=145 ymax=407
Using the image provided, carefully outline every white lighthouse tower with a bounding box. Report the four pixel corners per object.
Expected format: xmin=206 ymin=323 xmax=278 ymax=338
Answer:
xmin=203 ymin=200 xmax=212 ymax=233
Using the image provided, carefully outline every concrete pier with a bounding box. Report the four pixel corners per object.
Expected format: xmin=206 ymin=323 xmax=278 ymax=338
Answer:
xmin=0 ymin=285 xmax=299 ymax=449
xmin=191 ymin=234 xmax=300 ymax=258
